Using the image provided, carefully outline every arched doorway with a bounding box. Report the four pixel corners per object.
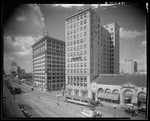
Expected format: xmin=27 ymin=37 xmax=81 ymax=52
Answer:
xmin=112 ymin=89 xmax=120 ymax=104
xmin=98 ymin=88 xmax=104 ymax=101
xmin=138 ymin=92 xmax=146 ymax=107
xmin=105 ymin=88 xmax=111 ymax=102
xmin=123 ymin=89 xmax=134 ymax=104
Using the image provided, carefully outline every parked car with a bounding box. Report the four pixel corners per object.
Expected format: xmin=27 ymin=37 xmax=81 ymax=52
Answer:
xmin=15 ymin=87 xmax=21 ymax=94
xmin=21 ymin=109 xmax=34 ymax=118
xmin=31 ymin=88 xmax=34 ymax=91
xmin=94 ymin=111 xmax=103 ymax=118
xmin=124 ymin=103 xmax=137 ymax=116
xmin=137 ymin=104 xmax=146 ymax=113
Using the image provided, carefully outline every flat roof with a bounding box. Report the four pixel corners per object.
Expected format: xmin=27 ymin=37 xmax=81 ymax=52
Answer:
xmin=32 ymin=34 xmax=65 ymax=47
xmin=65 ymin=7 xmax=91 ymax=20
xmin=93 ymin=74 xmax=147 ymax=87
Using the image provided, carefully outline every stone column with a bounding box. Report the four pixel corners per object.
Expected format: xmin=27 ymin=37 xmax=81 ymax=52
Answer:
xmin=72 ymin=88 xmax=75 ymax=95
xmin=88 ymin=90 xmax=91 ymax=99
xmin=120 ymin=88 xmax=123 ymax=106
xmin=95 ymin=91 xmax=98 ymax=101
xmin=79 ymin=88 xmax=81 ymax=97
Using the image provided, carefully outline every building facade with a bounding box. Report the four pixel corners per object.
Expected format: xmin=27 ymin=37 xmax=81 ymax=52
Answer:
xmin=91 ymin=74 xmax=147 ymax=107
xmin=32 ymin=35 xmax=65 ymax=92
xmin=120 ymin=60 xmax=137 ymax=74
xmin=65 ymin=7 xmax=120 ymax=99
xmin=11 ymin=62 xmax=18 ymax=77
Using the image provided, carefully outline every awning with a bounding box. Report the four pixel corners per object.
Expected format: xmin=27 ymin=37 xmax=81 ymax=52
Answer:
xmin=98 ymin=92 xmax=119 ymax=100
xmin=131 ymin=97 xmax=138 ymax=104
xmin=138 ymin=98 xmax=146 ymax=102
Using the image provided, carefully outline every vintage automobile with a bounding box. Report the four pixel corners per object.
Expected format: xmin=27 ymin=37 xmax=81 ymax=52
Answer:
xmin=31 ymin=88 xmax=34 ymax=91
xmin=124 ymin=103 xmax=137 ymax=116
xmin=137 ymin=104 xmax=146 ymax=113
xmin=15 ymin=87 xmax=22 ymax=94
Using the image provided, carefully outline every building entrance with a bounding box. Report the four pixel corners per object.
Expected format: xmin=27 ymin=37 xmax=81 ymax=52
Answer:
xmin=92 ymin=92 xmax=95 ymax=101
xmin=123 ymin=89 xmax=133 ymax=104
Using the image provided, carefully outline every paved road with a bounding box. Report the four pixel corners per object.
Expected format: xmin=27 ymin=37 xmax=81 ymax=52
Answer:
xmin=12 ymin=82 xmax=146 ymax=119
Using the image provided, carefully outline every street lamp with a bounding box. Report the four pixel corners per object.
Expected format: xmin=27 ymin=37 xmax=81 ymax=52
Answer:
xmin=57 ymin=93 xmax=60 ymax=106
xmin=113 ymin=105 xmax=117 ymax=118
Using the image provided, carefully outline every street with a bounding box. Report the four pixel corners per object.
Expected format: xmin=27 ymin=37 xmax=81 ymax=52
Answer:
xmin=11 ymin=81 xmax=146 ymax=119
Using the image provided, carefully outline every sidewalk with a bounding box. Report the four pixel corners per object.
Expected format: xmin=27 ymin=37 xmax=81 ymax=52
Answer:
xmin=33 ymin=96 xmax=83 ymax=117
xmin=2 ymin=82 xmax=25 ymax=118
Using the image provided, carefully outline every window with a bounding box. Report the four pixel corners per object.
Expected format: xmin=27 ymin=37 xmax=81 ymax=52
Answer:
xmin=84 ymin=13 xmax=86 ymax=18
xmin=84 ymin=76 xmax=87 ymax=86
xmin=84 ymin=19 xmax=86 ymax=24
xmin=84 ymin=56 xmax=87 ymax=61
xmin=80 ymin=21 xmax=83 ymax=25
xmin=76 ymin=15 xmax=79 ymax=20
xmin=84 ymin=38 xmax=86 ymax=42
xmin=84 ymin=25 xmax=86 ymax=30
xmin=84 ymin=50 xmax=86 ymax=55
xmin=74 ymin=76 xmax=76 ymax=85
xmin=81 ymin=76 xmax=83 ymax=86
xmin=80 ymin=14 xmax=83 ymax=19
xmin=77 ymin=76 xmax=79 ymax=86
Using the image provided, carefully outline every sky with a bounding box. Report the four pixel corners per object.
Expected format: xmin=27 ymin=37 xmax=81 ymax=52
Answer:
xmin=3 ymin=3 xmax=147 ymax=74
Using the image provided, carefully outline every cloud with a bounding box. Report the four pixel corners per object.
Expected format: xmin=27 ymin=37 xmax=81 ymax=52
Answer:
xmin=100 ymin=3 xmax=116 ymax=7
xmin=52 ymin=4 xmax=117 ymax=9
xmin=16 ymin=15 xmax=26 ymax=22
xmin=52 ymin=4 xmax=84 ymax=8
xmin=4 ymin=35 xmax=35 ymax=57
xmin=4 ymin=54 xmax=14 ymax=61
xmin=141 ymin=40 xmax=146 ymax=46
xmin=120 ymin=27 xmax=145 ymax=40
xmin=13 ymin=36 xmax=35 ymax=56
xmin=4 ymin=36 xmax=23 ymax=52
xmin=16 ymin=11 xmax=26 ymax=22
xmin=29 ymin=4 xmax=45 ymax=30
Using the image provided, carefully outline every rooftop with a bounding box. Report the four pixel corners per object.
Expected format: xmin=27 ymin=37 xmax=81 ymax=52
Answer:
xmin=93 ymin=74 xmax=147 ymax=87
xmin=31 ymin=34 xmax=64 ymax=47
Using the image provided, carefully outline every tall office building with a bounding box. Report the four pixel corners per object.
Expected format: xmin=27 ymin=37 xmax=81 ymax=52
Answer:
xmin=32 ymin=35 xmax=65 ymax=92
xmin=11 ymin=61 xmax=18 ymax=77
xmin=65 ymin=7 xmax=120 ymax=99
xmin=103 ymin=23 xmax=120 ymax=74
xmin=120 ymin=60 xmax=137 ymax=74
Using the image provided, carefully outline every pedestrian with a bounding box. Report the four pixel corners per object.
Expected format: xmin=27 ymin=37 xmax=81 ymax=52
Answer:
xmin=38 ymin=96 xmax=39 ymax=100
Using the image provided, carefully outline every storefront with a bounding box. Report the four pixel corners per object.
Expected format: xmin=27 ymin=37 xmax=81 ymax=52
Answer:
xmin=98 ymin=92 xmax=120 ymax=104
xmin=91 ymin=74 xmax=147 ymax=106
xmin=138 ymin=92 xmax=146 ymax=107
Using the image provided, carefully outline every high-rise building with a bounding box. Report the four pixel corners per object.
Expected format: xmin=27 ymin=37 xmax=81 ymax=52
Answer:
xmin=65 ymin=7 xmax=120 ymax=99
xmin=103 ymin=23 xmax=120 ymax=74
xmin=120 ymin=60 xmax=137 ymax=74
xmin=32 ymin=35 xmax=65 ymax=92
xmin=11 ymin=61 xmax=17 ymax=66
xmin=11 ymin=61 xmax=18 ymax=77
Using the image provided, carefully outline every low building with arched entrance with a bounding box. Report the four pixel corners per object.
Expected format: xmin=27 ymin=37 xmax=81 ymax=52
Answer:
xmin=90 ymin=74 xmax=147 ymax=107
